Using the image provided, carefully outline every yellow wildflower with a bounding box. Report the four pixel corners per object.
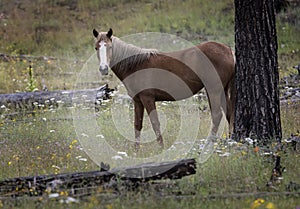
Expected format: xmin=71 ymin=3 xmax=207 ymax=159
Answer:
xmin=106 ymin=204 xmax=113 ymax=209
xmin=265 ymin=202 xmax=276 ymax=209
xmin=60 ymin=191 xmax=68 ymax=196
xmin=251 ymin=198 xmax=265 ymax=209
xmin=51 ymin=154 xmax=56 ymax=160
xmin=71 ymin=139 xmax=78 ymax=145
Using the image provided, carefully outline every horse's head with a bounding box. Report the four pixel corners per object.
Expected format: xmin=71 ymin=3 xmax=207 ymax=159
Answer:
xmin=93 ymin=28 xmax=113 ymax=75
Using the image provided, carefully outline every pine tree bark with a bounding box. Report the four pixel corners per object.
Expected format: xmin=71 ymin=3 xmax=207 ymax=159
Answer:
xmin=234 ymin=0 xmax=282 ymax=145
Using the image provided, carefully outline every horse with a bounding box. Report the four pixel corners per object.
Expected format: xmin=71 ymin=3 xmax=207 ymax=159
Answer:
xmin=93 ymin=28 xmax=235 ymax=149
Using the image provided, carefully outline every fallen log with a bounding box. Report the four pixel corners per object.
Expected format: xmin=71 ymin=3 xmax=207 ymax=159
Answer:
xmin=0 ymin=84 xmax=112 ymax=111
xmin=0 ymin=158 xmax=196 ymax=197
xmin=0 ymin=53 xmax=57 ymax=62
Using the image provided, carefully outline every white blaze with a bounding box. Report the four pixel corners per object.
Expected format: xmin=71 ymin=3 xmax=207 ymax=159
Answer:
xmin=99 ymin=41 xmax=107 ymax=67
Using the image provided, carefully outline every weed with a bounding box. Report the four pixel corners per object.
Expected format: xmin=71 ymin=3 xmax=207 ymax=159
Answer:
xmin=25 ymin=63 xmax=38 ymax=92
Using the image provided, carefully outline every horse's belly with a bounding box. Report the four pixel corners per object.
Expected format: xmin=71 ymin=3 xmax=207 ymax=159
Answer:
xmin=154 ymin=85 xmax=203 ymax=101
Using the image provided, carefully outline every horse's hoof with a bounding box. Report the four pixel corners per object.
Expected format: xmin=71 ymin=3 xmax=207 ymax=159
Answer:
xmin=158 ymin=140 xmax=164 ymax=149
xmin=135 ymin=142 xmax=140 ymax=152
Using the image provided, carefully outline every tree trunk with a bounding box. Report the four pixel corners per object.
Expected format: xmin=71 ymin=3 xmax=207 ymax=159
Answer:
xmin=234 ymin=0 xmax=282 ymax=145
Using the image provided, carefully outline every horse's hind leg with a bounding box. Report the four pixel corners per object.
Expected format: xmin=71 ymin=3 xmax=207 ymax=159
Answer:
xmin=225 ymin=77 xmax=235 ymax=136
xmin=224 ymin=88 xmax=231 ymax=125
xmin=134 ymin=100 xmax=144 ymax=150
xmin=139 ymin=95 xmax=164 ymax=148
xmin=207 ymin=91 xmax=226 ymax=137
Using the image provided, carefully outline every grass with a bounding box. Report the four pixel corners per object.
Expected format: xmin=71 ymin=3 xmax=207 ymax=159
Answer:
xmin=0 ymin=0 xmax=299 ymax=92
xmin=0 ymin=0 xmax=299 ymax=208
xmin=1 ymin=193 xmax=300 ymax=209
xmin=0 ymin=90 xmax=299 ymax=208
xmin=0 ymin=109 xmax=96 ymax=179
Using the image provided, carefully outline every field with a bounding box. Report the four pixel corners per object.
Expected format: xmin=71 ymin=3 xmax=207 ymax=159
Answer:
xmin=0 ymin=0 xmax=300 ymax=208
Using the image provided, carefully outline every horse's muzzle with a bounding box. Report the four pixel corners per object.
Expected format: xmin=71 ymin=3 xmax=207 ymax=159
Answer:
xmin=99 ymin=65 xmax=109 ymax=75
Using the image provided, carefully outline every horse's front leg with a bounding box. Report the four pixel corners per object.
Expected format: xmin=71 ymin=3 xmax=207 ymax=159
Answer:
xmin=134 ymin=100 xmax=144 ymax=150
xmin=140 ymin=95 xmax=164 ymax=148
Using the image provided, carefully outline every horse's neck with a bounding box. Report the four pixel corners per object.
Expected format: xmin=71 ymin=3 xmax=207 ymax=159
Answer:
xmin=110 ymin=37 xmax=157 ymax=80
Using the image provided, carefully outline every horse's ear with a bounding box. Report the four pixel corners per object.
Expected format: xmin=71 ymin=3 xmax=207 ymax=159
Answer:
xmin=107 ymin=28 xmax=113 ymax=39
xmin=93 ymin=29 xmax=99 ymax=38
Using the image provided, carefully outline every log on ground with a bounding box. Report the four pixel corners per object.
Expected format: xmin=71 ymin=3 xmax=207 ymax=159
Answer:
xmin=0 ymin=84 xmax=112 ymax=110
xmin=0 ymin=158 xmax=196 ymax=197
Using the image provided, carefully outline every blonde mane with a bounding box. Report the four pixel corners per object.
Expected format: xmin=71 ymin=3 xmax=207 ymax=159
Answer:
xmin=111 ymin=37 xmax=158 ymax=71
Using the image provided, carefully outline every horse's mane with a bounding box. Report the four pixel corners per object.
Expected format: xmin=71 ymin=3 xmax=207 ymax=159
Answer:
xmin=111 ymin=37 xmax=158 ymax=71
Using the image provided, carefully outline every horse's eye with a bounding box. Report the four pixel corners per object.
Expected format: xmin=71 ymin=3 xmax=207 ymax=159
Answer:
xmin=95 ymin=47 xmax=97 ymax=50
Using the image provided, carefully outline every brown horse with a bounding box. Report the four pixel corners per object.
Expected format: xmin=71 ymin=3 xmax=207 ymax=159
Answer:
xmin=93 ymin=28 xmax=235 ymax=148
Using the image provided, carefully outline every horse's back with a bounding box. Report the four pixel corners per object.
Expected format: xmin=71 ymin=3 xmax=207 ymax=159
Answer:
xmin=198 ymin=41 xmax=234 ymax=71
xmin=198 ymin=41 xmax=235 ymax=83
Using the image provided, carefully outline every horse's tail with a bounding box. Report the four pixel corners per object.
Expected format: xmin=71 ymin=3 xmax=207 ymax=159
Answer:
xmin=227 ymin=49 xmax=236 ymax=134
xmin=228 ymin=75 xmax=235 ymax=132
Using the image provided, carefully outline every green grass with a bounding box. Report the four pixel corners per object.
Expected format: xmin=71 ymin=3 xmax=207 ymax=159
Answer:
xmin=0 ymin=94 xmax=299 ymax=208
xmin=0 ymin=0 xmax=235 ymax=55
xmin=1 ymin=194 xmax=300 ymax=209
xmin=0 ymin=0 xmax=299 ymax=92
